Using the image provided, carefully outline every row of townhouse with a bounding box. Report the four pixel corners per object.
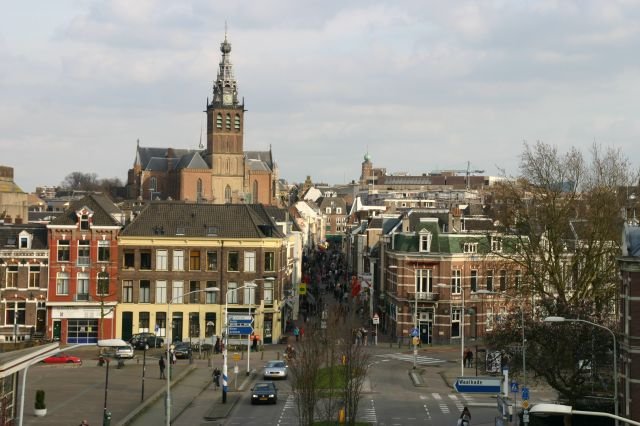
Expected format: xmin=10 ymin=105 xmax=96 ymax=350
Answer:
xmin=1 ymin=193 xmax=302 ymax=345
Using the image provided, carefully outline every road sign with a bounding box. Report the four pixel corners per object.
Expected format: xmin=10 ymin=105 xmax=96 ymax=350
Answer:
xmin=412 ymin=337 xmax=420 ymax=346
xmin=229 ymin=319 xmax=252 ymax=326
xmin=232 ymin=353 xmax=241 ymax=361
xmin=522 ymin=400 xmax=529 ymax=409
xmin=454 ymin=376 xmax=502 ymax=393
xmin=410 ymin=327 xmax=419 ymax=337
xmin=372 ymin=314 xmax=380 ymax=325
xmin=228 ymin=326 xmax=253 ymax=335
xmin=523 ymin=413 xmax=530 ymax=423
xmin=511 ymin=381 xmax=519 ymax=393
xmin=229 ymin=314 xmax=252 ymax=321
xmin=522 ymin=386 xmax=529 ymax=400
xmin=299 ymin=283 xmax=307 ymax=295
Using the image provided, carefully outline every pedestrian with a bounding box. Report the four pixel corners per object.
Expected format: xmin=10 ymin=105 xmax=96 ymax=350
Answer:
xmin=457 ymin=406 xmax=471 ymax=426
xmin=171 ymin=350 xmax=177 ymax=365
xmin=252 ymin=334 xmax=259 ymax=352
xmin=79 ymin=420 xmax=89 ymax=426
xmin=214 ymin=336 xmax=221 ymax=354
xmin=300 ymin=327 xmax=305 ymax=339
xmin=159 ymin=355 xmax=166 ymax=379
xmin=294 ymin=326 xmax=300 ymax=342
xmin=213 ymin=368 xmax=221 ymax=389
xmin=467 ymin=349 xmax=474 ymax=368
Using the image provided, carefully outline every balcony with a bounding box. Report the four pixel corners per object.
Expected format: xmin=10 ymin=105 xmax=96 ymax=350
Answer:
xmin=410 ymin=292 xmax=439 ymax=301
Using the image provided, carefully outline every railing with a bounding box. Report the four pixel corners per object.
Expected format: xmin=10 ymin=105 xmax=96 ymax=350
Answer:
xmin=411 ymin=292 xmax=439 ymax=301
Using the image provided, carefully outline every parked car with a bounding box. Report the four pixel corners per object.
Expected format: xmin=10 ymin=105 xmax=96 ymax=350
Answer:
xmin=129 ymin=333 xmax=164 ymax=350
xmin=173 ymin=342 xmax=192 ymax=359
xmin=263 ymin=360 xmax=288 ymax=380
xmin=43 ymin=353 xmax=82 ymax=364
xmin=115 ymin=344 xmax=135 ymax=359
xmin=251 ymin=381 xmax=278 ymax=404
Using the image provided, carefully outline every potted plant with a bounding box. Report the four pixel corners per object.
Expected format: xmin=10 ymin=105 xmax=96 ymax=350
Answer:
xmin=34 ymin=389 xmax=46 ymax=417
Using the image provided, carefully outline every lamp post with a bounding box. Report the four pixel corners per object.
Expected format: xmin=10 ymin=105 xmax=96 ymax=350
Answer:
xmin=223 ymin=282 xmax=258 ymax=403
xmin=165 ymin=286 xmax=219 ymax=426
xmin=544 ymin=316 xmax=618 ymax=426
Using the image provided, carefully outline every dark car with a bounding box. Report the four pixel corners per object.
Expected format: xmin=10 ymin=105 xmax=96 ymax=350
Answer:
xmin=129 ymin=333 xmax=164 ymax=350
xmin=173 ymin=342 xmax=192 ymax=359
xmin=251 ymin=381 xmax=278 ymax=404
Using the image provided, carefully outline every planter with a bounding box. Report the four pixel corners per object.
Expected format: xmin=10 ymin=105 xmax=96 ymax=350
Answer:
xmin=34 ymin=408 xmax=47 ymax=417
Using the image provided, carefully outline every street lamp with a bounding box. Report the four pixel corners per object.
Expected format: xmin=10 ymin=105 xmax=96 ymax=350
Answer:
xmin=165 ymin=286 xmax=219 ymax=426
xmin=544 ymin=316 xmax=618 ymax=425
xmin=223 ymin=282 xmax=258 ymax=404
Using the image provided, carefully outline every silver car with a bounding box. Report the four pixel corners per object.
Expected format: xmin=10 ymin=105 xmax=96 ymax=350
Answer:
xmin=115 ymin=344 xmax=135 ymax=359
xmin=263 ymin=360 xmax=288 ymax=380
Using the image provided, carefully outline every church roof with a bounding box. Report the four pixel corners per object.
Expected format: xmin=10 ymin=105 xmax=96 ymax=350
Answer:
xmin=175 ymin=151 xmax=209 ymax=170
xmin=136 ymin=147 xmax=205 ymax=172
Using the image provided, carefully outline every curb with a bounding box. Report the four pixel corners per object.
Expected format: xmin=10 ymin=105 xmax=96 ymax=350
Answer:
xmin=409 ymin=369 xmax=426 ymax=387
xmin=204 ymin=368 xmax=257 ymax=420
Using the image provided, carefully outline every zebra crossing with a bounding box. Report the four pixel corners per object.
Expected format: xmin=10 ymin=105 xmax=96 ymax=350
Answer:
xmin=420 ymin=392 xmax=478 ymax=414
xmin=376 ymin=352 xmax=446 ymax=366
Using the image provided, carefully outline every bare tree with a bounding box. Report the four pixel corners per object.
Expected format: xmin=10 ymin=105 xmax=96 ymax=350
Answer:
xmin=288 ymin=322 xmax=324 ymax=426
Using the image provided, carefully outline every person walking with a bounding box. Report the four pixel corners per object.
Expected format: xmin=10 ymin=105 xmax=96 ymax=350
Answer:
xmin=159 ymin=355 xmax=166 ymax=379
xmin=213 ymin=368 xmax=221 ymax=389
xmin=293 ymin=326 xmax=300 ymax=342
xmin=457 ymin=406 xmax=471 ymax=426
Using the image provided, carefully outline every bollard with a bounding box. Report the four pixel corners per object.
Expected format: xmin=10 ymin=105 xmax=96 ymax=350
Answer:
xmin=103 ymin=410 xmax=112 ymax=426
xmin=241 ymin=351 xmax=244 ymax=360
xmin=277 ymin=352 xmax=280 ymax=360
xmin=338 ymin=408 xmax=345 ymax=423
xmin=261 ymin=350 xmax=264 ymax=360
xmin=208 ymin=353 xmax=212 ymax=367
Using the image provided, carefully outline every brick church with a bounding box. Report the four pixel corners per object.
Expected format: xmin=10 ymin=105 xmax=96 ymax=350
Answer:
xmin=126 ymin=33 xmax=278 ymax=205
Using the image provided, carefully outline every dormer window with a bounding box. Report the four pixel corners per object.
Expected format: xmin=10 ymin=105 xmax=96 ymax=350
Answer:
xmin=325 ymin=207 xmax=331 ymax=214
xmin=18 ymin=231 xmax=32 ymax=249
xmin=491 ymin=236 xmax=502 ymax=252
xmin=336 ymin=207 xmax=342 ymax=214
xmin=419 ymin=230 xmax=432 ymax=252
xmin=75 ymin=207 xmax=94 ymax=230
xmin=463 ymin=242 xmax=478 ymax=253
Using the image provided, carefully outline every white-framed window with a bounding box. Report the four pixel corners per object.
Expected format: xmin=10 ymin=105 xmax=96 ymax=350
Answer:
xmin=451 ymin=308 xmax=461 ymax=338
xmin=244 ymin=283 xmax=256 ymax=304
xmin=56 ymin=271 xmax=69 ymax=295
xmin=499 ymin=270 xmax=507 ymax=291
xmin=206 ymin=281 xmax=218 ymax=303
xmin=57 ymin=240 xmax=70 ymax=262
xmin=156 ymin=280 xmax=167 ymax=303
xmin=173 ymin=250 xmax=184 ymax=271
xmin=463 ymin=242 xmax=478 ymax=253
xmin=172 ymin=281 xmax=184 ymax=303
xmin=5 ymin=301 xmax=26 ymax=325
xmin=336 ymin=207 xmax=342 ymax=214
xmin=97 ymin=272 xmax=109 ymax=296
xmin=451 ymin=269 xmax=461 ymax=294
xmin=98 ymin=240 xmax=110 ymax=262
xmin=140 ymin=280 xmax=151 ymax=303
xmin=264 ymin=281 xmax=273 ymax=304
xmin=19 ymin=231 xmax=32 ymax=249
xmin=264 ymin=252 xmax=275 ymax=272
xmin=491 ymin=236 xmax=502 ymax=252
xmin=77 ymin=240 xmax=90 ymax=266
xmin=415 ymin=269 xmax=432 ymax=294
xmin=419 ymin=231 xmax=432 ymax=252
xmin=28 ymin=265 xmax=40 ymax=287
xmin=122 ymin=280 xmax=133 ymax=303
xmin=244 ymin=251 xmax=256 ymax=272
xmin=470 ymin=269 xmax=478 ymax=292
xmin=156 ymin=250 xmax=168 ymax=271
xmin=77 ymin=272 xmax=89 ymax=300
xmin=486 ymin=270 xmax=493 ymax=292
xmin=6 ymin=265 xmax=18 ymax=287
xmin=325 ymin=207 xmax=331 ymax=214
xmin=227 ymin=282 xmax=238 ymax=304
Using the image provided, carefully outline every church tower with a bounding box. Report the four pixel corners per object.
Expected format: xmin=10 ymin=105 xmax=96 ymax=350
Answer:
xmin=206 ymin=32 xmax=245 ymax=203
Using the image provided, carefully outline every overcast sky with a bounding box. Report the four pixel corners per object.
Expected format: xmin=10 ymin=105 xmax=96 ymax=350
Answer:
xmin=2 ymin=1 xmax=640 ymax=192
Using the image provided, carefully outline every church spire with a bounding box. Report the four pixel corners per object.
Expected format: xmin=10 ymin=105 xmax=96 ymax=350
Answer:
xmin=212 ymin=28 xmax=239 ymax=107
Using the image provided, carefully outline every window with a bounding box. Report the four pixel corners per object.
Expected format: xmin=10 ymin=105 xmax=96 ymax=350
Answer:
xmin=264 ymin=252 xmax=275 ymax=272
xmin=56 ymin=271 xmax=70 ymax=295
xmin=156 ymin=312 xmax=166 ymax=337
xmin=150 ymin=177 xmax=157 ymax=192
xmin=189 ymin=312 xmax=200 ymax=337
xmin=139 ymin=312 xmax=150 ymax=333
xmin=486 ymin=307 xmax=494 ymax=331
xmin=156 ymin=250 xmax=168 ymax=271
xmin=77 ymin=240 xmax=90 ymax=266
xmin=491 ymin=237 xmax=502 ymax=252
xmin=463 ymin=242 xmax=478 ymax=253
xmin=196 ymin=178 xmax=203 ymax=201
xmin=415 ymin=269 xmax=432 ymax=294
xmin=234 ymin=114 xmax=240 ymax=130
xmin=451 ymin=269 xmax=461 ymax=294
xmin=156 ymin=280 xmax=167 ymax=303
xmin=140 ymin=250 xmax=152 ymax=270
xmin=514 ymin=270 xmax=522 ymax=289
xmin=28 ymin=265 xmax=40 ymax=287
xmin=76 ymin=272 xmax=89 ymax=300
xmin=58 ymin=240 xmax=70 ymax=262
xmin=264 ymin=280 xmax=273 ymax=304
xmin=499 ymin=270 xmax=507 ymax=291
xmin=244 ymin=251 xmax=256 ymax=272
xmin=189 ymin=250 xmax=201 ymax=271
xmin=205 ymin=281 xmax=218 ymax=303
xmin=226 ymin=113 xmax=231 ymax=129
xmin=139 ymin=280 xmax=151 ymax=303
xmin=173 ymin=250 xmax=184 ymax=271
xmin=5 ymin=301 xmax=26 ymax=325
xmin=470 ymin=270 xmax=478 ymax=292
xmin=97 ymin=272 xmax=109 ymax=296
xmin=451 ymin=308 xmax=461 ymax=338
xmin=206 ymin=251 xmax=218 ymax=271
xmin=336 ymin=207 xmax=342 ymax=214
xmin=98 ymin=240 xmax=110 ymax=262
xmin=227 ymin=282 xmax=238 ymax=304
xmin=6 ymin=265 xmax=18 ymax=287
xmin=228 ymin=252 xmax=239 ymax=271
xmin=225 ymin=185 xmax=231 ymax=203
xmin=123 ymin=250 xmax=135 ymax=269
xmin=122 ymin=280 xmax=133 ymax=303
xmin=205 ymin=312 xmax=216 ymax=337
xmin=189 ymin=281 xmax=199 ymax=303
xmin=252 ymin=180 xmax=258 ymax=203
xmin=20 ymin=236 xmax=29 ymax=249
xmin=486 ymin=270 xmax=494 ymax=292
xmin=325 ymin=207 xmax=331 ymax=214
xmin=80 ymin=214 xmax=90 ymax=230
xmin=172 ymin=281 xmax=184 ymax=302
xmin=216 ymin=113 xmax=222 ymax=129
xmin=419 ymin=232 xmax=432 ymax=252
xmin=244 ymin=283 xmax=256 ymax=305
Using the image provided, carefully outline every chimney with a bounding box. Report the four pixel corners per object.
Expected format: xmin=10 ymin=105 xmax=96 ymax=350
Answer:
xmin=3 ymin=215 xmax=12 ymax=224
xmin=15 ymin=216 xmax=23 ymax=224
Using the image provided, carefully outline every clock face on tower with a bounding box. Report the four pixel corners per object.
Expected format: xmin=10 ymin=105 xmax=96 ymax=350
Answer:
xmin=223 ymin=93 xmax=233 ymax=105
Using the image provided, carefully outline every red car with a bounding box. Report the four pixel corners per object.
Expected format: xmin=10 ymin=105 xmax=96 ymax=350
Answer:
xmin=43 ymin=353 xmax=82 ymax=364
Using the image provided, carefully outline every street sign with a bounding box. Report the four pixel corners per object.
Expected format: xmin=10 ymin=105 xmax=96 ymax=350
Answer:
xmin=410 ymin=327 xmax=419 ymax=337
xmin=522 ymin=386 xmax=529 ymax=400
xmin=372 ymin=314 xmax=380 ymax=325
xmin=299 ymin=283 xmax=307 ymax=295
xmin=232 ymin=353 xmax=241 ymax=361
xmin=522 ymin=400 xmax=529 ymax=409
xmin=511 ymin=381 xmax=519 ymax=393
xmin=454 ymin=376 xmax=502 ymax=393
xmin=228 ymin=326 xmax=253 ymax=335
xmin=412 ymin=337 xmax=420 ymax=346
xmin=229 ymin=319 xmax=252 ymax=326
xmin=228 ymin=314 xmax=252 ymax=321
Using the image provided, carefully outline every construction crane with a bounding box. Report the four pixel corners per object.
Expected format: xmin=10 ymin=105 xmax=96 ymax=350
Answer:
xmin=431 ymin=161 xmax=485 ymax=190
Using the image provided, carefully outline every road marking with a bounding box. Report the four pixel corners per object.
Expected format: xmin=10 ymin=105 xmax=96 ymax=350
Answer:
xmin=376 ymin=352 xmax=446 ymax=366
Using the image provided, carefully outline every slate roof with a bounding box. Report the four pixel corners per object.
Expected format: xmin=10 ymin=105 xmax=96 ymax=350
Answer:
xmin=463 ymin=217 xmax=496 ymax=231
xmin=121 ymin=202 xmax=285 ymax=239
xmin=0 ymin=223 xmax=48 ymax=249
xmin=48 ymin=193 xmax=122 ymax=227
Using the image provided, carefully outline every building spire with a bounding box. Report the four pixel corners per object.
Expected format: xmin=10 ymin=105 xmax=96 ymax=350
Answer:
xmin=211 ymin=24 xmax=239 ymax=107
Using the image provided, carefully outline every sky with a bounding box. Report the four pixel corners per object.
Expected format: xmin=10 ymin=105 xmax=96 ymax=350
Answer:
xmin=2 ymin=1 xmax=640 ymax=193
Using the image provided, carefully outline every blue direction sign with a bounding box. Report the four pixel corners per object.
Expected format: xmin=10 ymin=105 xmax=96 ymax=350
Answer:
xmin=410 ymin=327 xmax=419 ymax=337
xmin=511 ymin=381 xmax=519 ymax=393
xmin=228 ymin=326 xmax=253 ymax=335
xmin=454 ymin=376 xmax=502 ymax=393
xmin=522 ymin=386 xmax=529 ymax=400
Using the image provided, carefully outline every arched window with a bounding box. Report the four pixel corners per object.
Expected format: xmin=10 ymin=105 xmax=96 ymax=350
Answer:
xmin=196 ymin=179 xmax=203 ymax=201
xmin=252 ymin=180 xmax=259 ymax=203
xmin=234 ymin=115 xmax=241 ymax=130
xmin=225 ymin=185 xmax=232 ymax=203
xmin=216 ymin=113 xmax=222 ymax=129
xmin=226 ymin=113 xmax=231 ymax=129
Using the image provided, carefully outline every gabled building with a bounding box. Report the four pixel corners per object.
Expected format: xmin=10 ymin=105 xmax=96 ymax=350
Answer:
xmin=46 ymin=193 xmax=123 ymax=343
xmin=117 ymin=202 xmax=288 ymax=345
